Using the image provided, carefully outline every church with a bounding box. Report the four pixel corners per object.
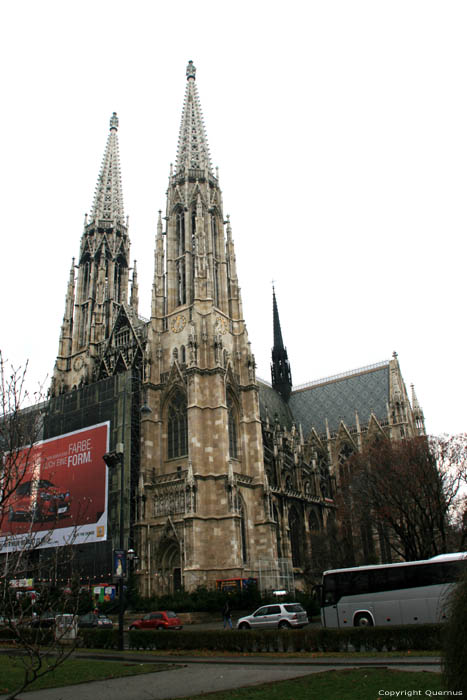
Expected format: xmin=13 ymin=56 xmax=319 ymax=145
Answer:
xmin=46 ymin=61 xmax=425 ymax=595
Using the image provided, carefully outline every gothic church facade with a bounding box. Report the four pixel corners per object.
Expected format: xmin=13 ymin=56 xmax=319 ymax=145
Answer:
xmin=50 ymin=62 xmax=425 ymax=594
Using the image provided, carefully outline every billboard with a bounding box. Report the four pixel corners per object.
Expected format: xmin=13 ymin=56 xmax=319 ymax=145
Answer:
xmin=0 ymin=422 xmax=109 ymax=554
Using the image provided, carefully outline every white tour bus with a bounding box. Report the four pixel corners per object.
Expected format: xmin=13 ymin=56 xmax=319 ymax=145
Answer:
xmin=318 ymin=552 xmax=467 ymax=628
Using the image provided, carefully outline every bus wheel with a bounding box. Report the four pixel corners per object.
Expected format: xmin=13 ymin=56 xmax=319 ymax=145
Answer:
xmin=354 ymin=613 xmax=373 ymax=627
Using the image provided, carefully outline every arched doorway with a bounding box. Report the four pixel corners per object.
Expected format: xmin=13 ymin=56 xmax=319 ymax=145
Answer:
xmin=159 ymin=538 xmax=182 ymax=593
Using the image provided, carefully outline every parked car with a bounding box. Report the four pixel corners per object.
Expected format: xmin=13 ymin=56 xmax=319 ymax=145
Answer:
xmin=237 ymin=603 xmax=308 ymax=630
xmin=129 ymin=611 xmax=183 ymax=631
xmin=30 ymin=610 xmax=60 ymax=628
xmin=78 ymin=612 xmax=113 ymax=629
xmin=8 ymin=479 xmax=71 ymax=522
xmin=0 ymin=616 xmax=17 ymax=629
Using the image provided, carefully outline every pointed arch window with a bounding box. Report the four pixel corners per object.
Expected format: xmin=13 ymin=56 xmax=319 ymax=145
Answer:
xmin=176 ymin=211 xmax=185 ymax=256
xmin=273 ymin=504 xmax=282 ymax=557
xmin=176 ymin=260 xmax=186 ymax=306
xmin=317 ymin=451 xmax=331 ymax=498
xmin=82 ymin=259 xmax=91 ymax=300
xmin=227 ymin=393 xmax=238 ymax=459
xmin=168 ymin=391 xmax=188 ymax=459
xmin=211 ymin=215 xmax=219 ymax=306
xmin=175 ymin=210 xmax=186 ymax=306
xmin=211 ymin=216 xmax=218 ymax=255
xmin=114 ymin=261 xmax=123 ymax=302
xmin=309 ymin=510 xmax=321 ymax=533
xmin=191 ymin=211 xmax=196 ymax=251
xmin=338 ymin=443 xmax=354 ymax=486
xmin=288 ymin=507 xmax=304 ymax=567
xmin=79 ymin=303 xmax=88 ymax=348
xmin=236 ymin=497 xmax=248 ymax=564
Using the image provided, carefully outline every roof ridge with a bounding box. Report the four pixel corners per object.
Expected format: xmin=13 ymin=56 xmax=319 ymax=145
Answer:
xmin=292 ymin=360 xmax=390 ymax=393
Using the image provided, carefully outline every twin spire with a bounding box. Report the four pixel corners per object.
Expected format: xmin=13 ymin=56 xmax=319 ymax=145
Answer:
xmin=90 ymin=111 xmax=125 ymax=223
xmin=90 ymin=60 xmax=212 ymax=224
xmin=175 ymin=60 xmax=213 ymax=175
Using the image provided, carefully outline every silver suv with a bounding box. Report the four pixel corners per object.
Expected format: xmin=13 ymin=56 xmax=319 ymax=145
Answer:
xmin=236 ymin=603 xmax=308 ymax=630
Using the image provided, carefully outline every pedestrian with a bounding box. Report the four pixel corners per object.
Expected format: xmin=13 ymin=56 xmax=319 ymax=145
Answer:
xmin=222 ymin=600 xmax=232 ymax=629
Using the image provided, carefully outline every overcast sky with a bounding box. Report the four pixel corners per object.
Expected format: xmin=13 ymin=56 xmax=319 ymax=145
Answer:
xmin=1 ymin=0 xmax=466 ymax=437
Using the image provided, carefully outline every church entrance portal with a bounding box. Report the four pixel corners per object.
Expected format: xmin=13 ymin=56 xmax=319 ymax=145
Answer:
xmin=159 ymin=539 xmax=182 ymax=593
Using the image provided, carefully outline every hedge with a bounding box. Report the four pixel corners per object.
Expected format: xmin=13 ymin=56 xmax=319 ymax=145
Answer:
xmin=118 ymin=624 xmax=442 ymax=653
xmin=0 ymin=627 xmax=54 ymax=646
xmin=1 ymin=623 xmax=442 ymax=653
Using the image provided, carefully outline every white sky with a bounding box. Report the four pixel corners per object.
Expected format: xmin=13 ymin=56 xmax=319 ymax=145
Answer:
xmin=1 ymin=0 xmax=466 ymax=437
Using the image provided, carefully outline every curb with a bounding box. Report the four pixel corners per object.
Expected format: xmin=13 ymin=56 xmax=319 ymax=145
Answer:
xmin=73 ymin=652 xmax=442 ymax=667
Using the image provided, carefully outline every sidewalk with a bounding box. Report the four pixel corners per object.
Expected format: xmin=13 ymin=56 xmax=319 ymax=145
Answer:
xmin=0 ymin=655 xmax=442 ymax=700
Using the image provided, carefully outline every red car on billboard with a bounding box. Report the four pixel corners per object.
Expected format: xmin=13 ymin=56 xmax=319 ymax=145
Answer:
xmin=7 ymin=479 xmax=71 ymax=523
xmin=0 ymin=422 xmax=109 ymax=553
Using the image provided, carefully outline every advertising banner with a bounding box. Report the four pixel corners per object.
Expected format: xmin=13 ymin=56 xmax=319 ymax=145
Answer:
xmin=113 ymin=549 xmax=127 ymax=578
xmin=0 ymin=422 xmax=109 ymax=554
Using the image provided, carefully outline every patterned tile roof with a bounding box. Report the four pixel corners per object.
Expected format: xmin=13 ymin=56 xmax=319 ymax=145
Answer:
xmin=258 ymin=380 xmax=294 ymax=430
xmin=288 ymin=363 xmax=390 ymax=437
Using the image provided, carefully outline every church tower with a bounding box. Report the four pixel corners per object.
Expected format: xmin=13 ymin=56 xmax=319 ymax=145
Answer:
xmin=51 ymin=113 xmax=139 ymax=394
xmin=137 ymin=62 xmax=277 ymax=595
xmin=271 ymin=287 xmax=292 ymax=402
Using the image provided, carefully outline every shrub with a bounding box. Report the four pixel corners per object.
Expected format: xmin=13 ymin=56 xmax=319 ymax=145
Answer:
xmin=122 ymin=623 xmax=443 ymax=654
xmin=78 ymin=628 xmax=118 ymax=649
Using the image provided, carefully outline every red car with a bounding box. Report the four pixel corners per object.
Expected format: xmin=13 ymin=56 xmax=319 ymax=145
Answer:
xmin=129 ymin=611 xmax=183 ymax=631
xmin=8 ymin=479 xmax=71 ymax=522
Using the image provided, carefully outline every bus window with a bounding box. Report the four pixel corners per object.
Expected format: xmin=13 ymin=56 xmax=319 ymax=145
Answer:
xmin=371 ymin=566 xmax=404 ymax=593
xmin=352 ymin=571 xmax=370 ymax=594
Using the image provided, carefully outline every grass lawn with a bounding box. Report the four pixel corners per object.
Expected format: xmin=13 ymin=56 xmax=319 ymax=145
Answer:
xmin=0 ymin=655 xmax=178 ymax=695
xmin=179 ymin=668 xmax=444 ymax=700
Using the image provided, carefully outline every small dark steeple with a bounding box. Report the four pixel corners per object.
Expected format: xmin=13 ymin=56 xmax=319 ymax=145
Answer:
xmin=271 ymin=286 xmax=292 ymax=402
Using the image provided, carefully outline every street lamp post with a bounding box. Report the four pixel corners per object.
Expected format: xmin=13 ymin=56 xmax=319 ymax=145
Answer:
xmin=103 ymin=447 xmax=125 ymax=651
xmin=103 ymin=370 xmax=151 ymax=651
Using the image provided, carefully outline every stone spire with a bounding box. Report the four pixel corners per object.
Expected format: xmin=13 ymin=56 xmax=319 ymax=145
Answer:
xmin=57 ymin=258 xmax=75 ymax=361
xmin=163 ymin=61 xmax=230 ymax=316
xmin=130 ymin=260 xmax=139 ymax=313
xmin=175 ymin=61 xmax=213 ymax=174
xmin=411 ymin=384 xmax=426 ymax=435
xmin=271 ymin=287 xmax=292 ymax=402
xmin=51 ymin=112 xmax=131 ymax=396
xmin=90 ymin=112 xmax=125 ymax=223
xmin=151 ymin=211 xmax=165 ymax=321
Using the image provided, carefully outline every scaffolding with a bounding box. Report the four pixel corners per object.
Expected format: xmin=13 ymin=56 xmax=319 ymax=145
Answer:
xmin=256 ymin=558 xmax=294 ymax=594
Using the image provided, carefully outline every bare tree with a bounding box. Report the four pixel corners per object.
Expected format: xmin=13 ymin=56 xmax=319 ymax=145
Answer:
xmin=339 ymin=434 xmax=467 ymax=564
xmin=0 ymin=353 xmax=82 ymax=700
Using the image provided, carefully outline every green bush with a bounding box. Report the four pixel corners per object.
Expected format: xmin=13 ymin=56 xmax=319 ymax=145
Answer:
xmin=78 ymin=628 xmax=118 ymax=649
xmin=443 ymin=572 xmax=467 ymax=695
xmin=0 ymin=626 xmax=54 ymax=646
